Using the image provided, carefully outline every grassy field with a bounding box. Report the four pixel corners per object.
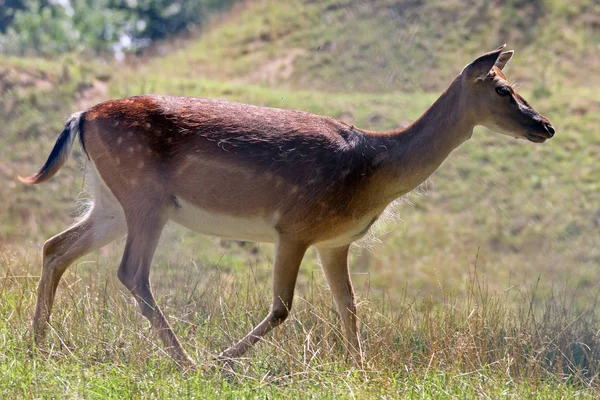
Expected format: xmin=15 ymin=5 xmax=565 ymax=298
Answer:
xmin=2 ymin=249 xmax=600 ymax=398
xmin=1 ymin=0 xmax=600 ymax=397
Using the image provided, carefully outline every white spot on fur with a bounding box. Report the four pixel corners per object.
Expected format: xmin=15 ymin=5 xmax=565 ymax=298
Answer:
xmin=145 ymin=123 xmax=152 ymax=129
xmin=117 ymin=137 xmax=123 ymax=145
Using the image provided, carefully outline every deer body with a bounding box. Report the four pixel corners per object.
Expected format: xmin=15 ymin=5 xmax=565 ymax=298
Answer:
xmin=88 ymin=96 xmax=387 ymax=242
xmin=83 ymin=94 xmax=425 ymax=250
xmin=21 ymin=46 xmax=555 ymax=367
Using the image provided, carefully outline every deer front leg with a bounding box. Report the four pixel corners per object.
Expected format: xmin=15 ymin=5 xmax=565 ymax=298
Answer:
xmin=317 ymin=245 xmax=362 ymax=363
xmin=220 ymin=237 xmax=307 ymax=359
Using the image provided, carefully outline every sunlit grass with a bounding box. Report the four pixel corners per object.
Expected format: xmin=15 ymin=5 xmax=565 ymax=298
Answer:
xmin=1 ymin=249 xmax=600 ymax=398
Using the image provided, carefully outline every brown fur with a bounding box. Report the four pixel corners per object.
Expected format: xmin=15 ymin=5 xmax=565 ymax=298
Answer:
xmin=84 ymin=95 xmax=384 ymax=243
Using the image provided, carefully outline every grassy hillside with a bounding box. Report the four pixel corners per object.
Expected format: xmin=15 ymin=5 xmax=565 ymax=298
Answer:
xmin=150 ymin=0 xmax=600 ymax=92
xmin=1 ymin=0 xmax=600 ymax=396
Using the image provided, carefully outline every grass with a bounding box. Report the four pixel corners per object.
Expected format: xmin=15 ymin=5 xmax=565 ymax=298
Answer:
xmin=2 ymin=250 xmax=600 ymax=398
xmin=1 ymin=0 xmax=600 ymax=397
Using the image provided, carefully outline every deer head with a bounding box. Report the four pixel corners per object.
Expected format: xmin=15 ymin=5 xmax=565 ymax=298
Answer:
xmin=461 ymin=45 xmax=555 ymax=143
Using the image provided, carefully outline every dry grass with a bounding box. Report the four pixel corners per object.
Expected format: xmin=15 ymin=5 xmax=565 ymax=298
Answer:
xmin=1 ymin=246 xmax=600 ymax=398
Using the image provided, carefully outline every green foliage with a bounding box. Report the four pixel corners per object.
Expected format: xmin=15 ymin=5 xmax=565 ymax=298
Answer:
xmin=0 ymin=0 xmax=28 ymax=33
xmin=0 ymin=0 xmax=236 ymax=57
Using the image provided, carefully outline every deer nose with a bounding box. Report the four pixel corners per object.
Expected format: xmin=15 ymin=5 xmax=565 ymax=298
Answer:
xmin=544 ymin=122 xmax=555 ymax=138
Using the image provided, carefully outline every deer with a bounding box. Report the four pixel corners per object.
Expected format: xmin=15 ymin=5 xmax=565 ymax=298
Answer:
xmin=19 ymin=45 xmax=554 ymax=368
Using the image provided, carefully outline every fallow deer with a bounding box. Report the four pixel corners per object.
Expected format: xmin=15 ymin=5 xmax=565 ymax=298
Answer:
xmin=20 ymin=45 xmax=554 ymax=368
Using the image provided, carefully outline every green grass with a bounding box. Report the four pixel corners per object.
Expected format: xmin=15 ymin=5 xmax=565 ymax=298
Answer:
xmin=1 ymin=0 xmax=600 ymax=397
xmin=2 ymin=251 xmax=600 ymax=398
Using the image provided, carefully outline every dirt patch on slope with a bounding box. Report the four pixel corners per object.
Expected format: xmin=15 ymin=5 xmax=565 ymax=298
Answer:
xmin=248 ymin=48 xmax=307 ymax=85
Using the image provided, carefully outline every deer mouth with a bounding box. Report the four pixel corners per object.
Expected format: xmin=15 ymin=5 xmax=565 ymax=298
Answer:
xmin=526 ymin=132 xmax=548 ymax=143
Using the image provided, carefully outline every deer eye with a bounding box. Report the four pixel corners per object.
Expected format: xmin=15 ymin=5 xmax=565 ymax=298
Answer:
xmin=495 ymin=86 xmax=511 ymax=96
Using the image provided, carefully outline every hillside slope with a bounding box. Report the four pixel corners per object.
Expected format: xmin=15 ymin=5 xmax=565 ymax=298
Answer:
xmin=1 ymin=0 xmax=599 ymax=303
xmin=147 ymin=0 xmax=600 ymax=92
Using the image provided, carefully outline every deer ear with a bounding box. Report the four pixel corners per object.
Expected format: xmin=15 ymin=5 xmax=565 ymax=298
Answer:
xmin=495 ymin=50 xmax=514 ymax=70
xmin=463 ymin=44 xmax=505 ymax=81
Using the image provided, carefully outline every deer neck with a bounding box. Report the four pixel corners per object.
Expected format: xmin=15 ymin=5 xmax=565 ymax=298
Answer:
xmin=367 ymin=77 xmax=475 ymax=201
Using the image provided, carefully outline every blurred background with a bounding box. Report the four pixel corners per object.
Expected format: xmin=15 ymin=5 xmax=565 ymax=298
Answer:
xmin=1 ymin=0 xmax=599 ymax=308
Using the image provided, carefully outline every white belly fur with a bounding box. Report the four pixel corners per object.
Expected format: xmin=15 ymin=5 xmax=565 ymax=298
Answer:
xmin=169 ymin=198 xmax=278 ymax=243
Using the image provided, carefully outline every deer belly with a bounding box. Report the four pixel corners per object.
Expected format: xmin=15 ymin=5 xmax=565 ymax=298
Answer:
xmin=169 ymin=198 xmax=278 ymax=243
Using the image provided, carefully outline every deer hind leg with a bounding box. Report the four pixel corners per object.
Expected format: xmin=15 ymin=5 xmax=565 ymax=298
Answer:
xmin=33 ymin=194 xmax=127 ymax=344
xmin=117 ymin=211 xmax=194 ymax=368
xmin=317 ymin=245 xmax=362 ymax=362
xmin=220 ymin=237 xmax=307 ymax=360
